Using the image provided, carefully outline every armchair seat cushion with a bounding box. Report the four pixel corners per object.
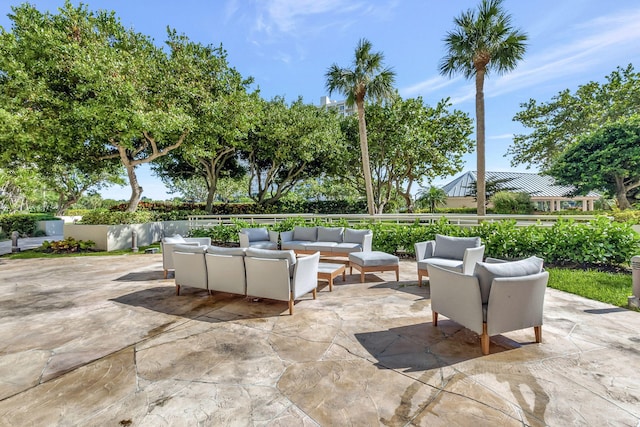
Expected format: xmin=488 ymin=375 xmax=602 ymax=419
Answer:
xmin=474 ymin=256 xmax=544 ymax=304
xmin=246 ymin=241 xmax=278 ymax=250
xmin=420 ymin=258 xmax=463 ymax=272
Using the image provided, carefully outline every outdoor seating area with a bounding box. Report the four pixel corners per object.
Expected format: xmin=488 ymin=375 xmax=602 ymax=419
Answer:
xmin=0 ymin=254 xmax=638 ymax=425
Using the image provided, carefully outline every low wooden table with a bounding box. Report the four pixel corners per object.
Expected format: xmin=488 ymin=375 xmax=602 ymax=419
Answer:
xmin=317 ymin=262 xmax=346 ymax=292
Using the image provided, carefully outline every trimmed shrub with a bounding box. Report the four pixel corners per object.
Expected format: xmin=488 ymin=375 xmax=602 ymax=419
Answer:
xmin=79 ymin=209 xmax=156 ymax=225
xmin=0 ymin=213 xmax=59 ymax=237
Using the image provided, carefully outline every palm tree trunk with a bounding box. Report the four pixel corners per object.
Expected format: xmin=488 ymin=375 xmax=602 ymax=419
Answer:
xmin=475 ymin=69 xmax=486 ymax=217
xmin=356 ymin=99 xmax=376 ymax=215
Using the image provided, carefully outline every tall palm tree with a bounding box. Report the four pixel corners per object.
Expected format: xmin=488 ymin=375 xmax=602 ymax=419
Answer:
xmin=325 ymin=38 xmax=396 ymax=215
xmin=439 ymin=0 xmax=527 ymax=216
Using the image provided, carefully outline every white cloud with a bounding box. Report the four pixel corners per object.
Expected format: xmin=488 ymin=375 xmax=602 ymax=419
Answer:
xmin=407 ymin=6 xmax=640 ymax=106
xmin=401 ymin=75 xmax=461 ymax=97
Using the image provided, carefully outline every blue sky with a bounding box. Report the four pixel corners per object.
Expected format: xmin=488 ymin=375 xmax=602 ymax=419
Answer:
xmin=2 ymin=0 xmax=639 ymax=200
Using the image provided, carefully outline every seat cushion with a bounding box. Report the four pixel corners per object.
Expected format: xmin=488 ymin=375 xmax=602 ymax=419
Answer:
xmin=241 ymin=227 xmax=269 ymax=242
xmin=281 ymin=241 xmax=312 ymax=251
xmin=292 ymin=226 xmax=317 ymax=242
xmin=206 ymin=246 xmax=246 ymax=256
xmin=349 ymin=251 xmax=398 ymax=267
xmin=474 ymin=256 xmax=544 ymax=304
xmin=420 ymin=258 xmax=463 ymax=272
xmin=248 ymin=241 xmax=278 ymax=250
xmin=317 ymin=226 xmax=344 ymax=243
xmin=331 ymin=242 xmax=362 ymax=254
xmin=344 ymin=228 xmax=370 ymax=244
xmin=305 ymin=241 xmax=338 ymax=251
xmin=433 ymin=235 xmax=481 ymax=260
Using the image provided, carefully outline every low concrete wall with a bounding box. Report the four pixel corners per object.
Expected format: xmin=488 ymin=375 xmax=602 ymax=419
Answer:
xmin=65 ymin=222 xmax=163 ymax=251
xmin=36 ymin=220 xmax=64 ymax=236
xmin=161 ymin=220 xmax=190 ymax=237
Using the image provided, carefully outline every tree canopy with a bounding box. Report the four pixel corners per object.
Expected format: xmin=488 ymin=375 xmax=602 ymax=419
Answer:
xmin=510 ymin=64 xmax=640 ymax=170
xmin=547 ymin=116 xmax=640 ymax=210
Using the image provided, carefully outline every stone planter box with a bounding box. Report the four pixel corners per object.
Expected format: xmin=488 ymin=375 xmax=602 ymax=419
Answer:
xmin=36 ymin=220 xmax=64 ymax=236
xmin=64 ymin=222 xmax=163 ymax=251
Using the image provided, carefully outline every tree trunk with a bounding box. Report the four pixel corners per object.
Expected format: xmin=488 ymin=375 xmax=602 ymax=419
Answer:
xmin=356 ymin=99 xmax=376 ymax=215
xmin=615 ymin=176 xmax=631 ymax=210
xmin=124 ymin=162 xmax=142 ymax=212
xmin=475 ymin=69 xmax=487 ymax=217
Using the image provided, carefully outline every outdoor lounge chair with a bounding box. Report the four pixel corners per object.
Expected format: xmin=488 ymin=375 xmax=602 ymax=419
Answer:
xmin=427 ymin=257 xmax=548 ymax=355
xmin=161 ymin=234 xmax=211 ymax=279
xmin=415 ymin=234 xmax=484 ymax=286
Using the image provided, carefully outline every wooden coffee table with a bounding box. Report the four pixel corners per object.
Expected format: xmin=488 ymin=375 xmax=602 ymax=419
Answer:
xmin=317 ymin=262 xmax=346 ymax=292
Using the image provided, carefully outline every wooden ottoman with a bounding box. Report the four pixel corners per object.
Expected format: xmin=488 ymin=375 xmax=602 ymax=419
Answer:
xmin=349 ymin=251 xmax=399 ymax=283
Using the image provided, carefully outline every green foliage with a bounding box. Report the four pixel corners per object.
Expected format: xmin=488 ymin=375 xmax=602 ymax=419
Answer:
xmin=547 ymin=116 xmax=640 ymax=210
xmin=511 ymin=64 xmax=640 ymax=169
xmin=492 ymin=191 xmax=534 ymax=214
xmin=41 ymin=237 xmax=95 ymax=253
xmin=79 ymin=209 xmax=156 ymax=225
xmin=611 ymin=209 xmax=640 ymax=224
xmin=0 ymin=213 xmax=58 ymax=236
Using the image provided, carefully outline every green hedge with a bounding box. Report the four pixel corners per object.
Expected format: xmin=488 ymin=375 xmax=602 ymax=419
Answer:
xmin=191 ymin=216 xmax=640 ymax=268
xmin=79 ymin=209 xmax=156 ymax=225
xmin=0 ymin=213 xmax=59 ymax=237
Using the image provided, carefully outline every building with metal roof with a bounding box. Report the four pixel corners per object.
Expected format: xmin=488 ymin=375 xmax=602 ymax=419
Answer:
xmin=441 ymin=171 xmax=601 ymax=211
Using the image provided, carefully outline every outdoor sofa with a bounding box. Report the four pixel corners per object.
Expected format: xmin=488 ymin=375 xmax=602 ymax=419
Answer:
xmin=172 ymin=244 xmax=320 ymax=315
xmin=280 ymin=226 xmax=372 ymax=257
xmin=160 ymin=234 xmax=212 ymax=279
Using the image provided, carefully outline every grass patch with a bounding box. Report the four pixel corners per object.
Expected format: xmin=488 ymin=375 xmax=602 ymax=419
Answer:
xmin=547 ymin=267 xmax=632 ymax=307
xmin=2 ymin=244 xmax=161 ymax=259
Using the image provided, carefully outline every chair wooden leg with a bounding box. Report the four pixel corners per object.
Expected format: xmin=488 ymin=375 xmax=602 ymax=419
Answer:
xmin=360 ymin=270 xmax=365 ymax=283
xmin=481 ymin=323 xmax=490 ymax=355
xmin=534 ymin=325 xmax=542 ymax=343
xmin=289 ymin=293 xmax=294 ymax=315
xmin=164 ymin=269 xmax=168 ymax=279
xmin=175 ymin=285 xmax=180 ymax=296
xmin=395 ymin=266 xmax=399 ymax=281
xmin=312 ymin=288 xmax=317 ymax=299
xmin=418 ymin=273 xmax=422 ymax=287
xmin=432 ymin=311 xmax=438 ymax=326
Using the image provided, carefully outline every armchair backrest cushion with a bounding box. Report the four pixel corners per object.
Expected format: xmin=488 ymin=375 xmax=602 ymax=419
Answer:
xmin=344 ymin=228 xmax=371 ymax=244
xmin=163 ymin=234 xmax=186 ymax=244
xmin=474 ymin=256 xmax=544 ymax=304
xmin=173 ymin=244 xmax=207 ymax=254
xmin=207 ymin=246 xmax=246 ymax=256
xmin=241 ymin=227 xmax=269 ymax=242
xmin=433 ymin=235 xmax=481 ymax=260
xmin=317 ymin=226 xmax=344 ymax=243
xmin=293 ymin=226 xmax=317 ymax=242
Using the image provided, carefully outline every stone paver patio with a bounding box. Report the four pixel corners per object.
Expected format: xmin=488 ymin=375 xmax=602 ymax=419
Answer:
xmin=0 ymin=254 xmax=639 ymax=426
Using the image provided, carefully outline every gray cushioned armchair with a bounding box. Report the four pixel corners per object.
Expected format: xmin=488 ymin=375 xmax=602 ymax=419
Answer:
xmin=415 ymin=234 xmax=485 ymax=286
xmin=427 ymin=257 xmax=549 ymax=355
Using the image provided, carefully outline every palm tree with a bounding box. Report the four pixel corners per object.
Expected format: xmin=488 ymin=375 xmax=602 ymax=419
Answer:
xmin=439 ymin=0 xmax=527 ymax=216
xmin=416 ymin=186 xmax=448 ymax=213
xmin=325 ymin=38 xmax=396 ymax=215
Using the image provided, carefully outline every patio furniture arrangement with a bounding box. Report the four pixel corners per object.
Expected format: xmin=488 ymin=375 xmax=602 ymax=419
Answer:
xmin=427 ymin=257 xmax=548 ymax=355
xmin=415 ymin=234 xmax=485 ymax=286
xmin=280 ymin=226 xmax=372 ymax=257
xmin=173 ymin=245 xmax=320 ymax=315
xmin=160 ymin=235 xmax=212 ymax=279
xmin=239 ymin=227 xmax=279 ymax=249
xmin=349 ymin=251 xmax=399 ymax=283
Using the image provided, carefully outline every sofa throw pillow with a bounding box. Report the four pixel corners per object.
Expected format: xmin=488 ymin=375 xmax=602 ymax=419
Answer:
xmin=433 ymin=235 xmax=481 ymax=260
xmin=344 ymin=228 xmax=371 ymax=244
xmin=241 ymin=228 xmax=269 ymax=242
xmin=173 ymin=244 xmax=207 ymax=254
xmin=163 ymin=234 xmax=185 ymax=243
xmin=293 ymin=226 xmax=317 ymax=242
xmin=246 ymin=248 xmax=297 ymax=267
xmin=474 ymin=256 xmax=544 ymax=304
xmin=207 ymin=246 xmax=246 ymax=256
xmin=317 ymin=226 xmax=344 ymax=243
